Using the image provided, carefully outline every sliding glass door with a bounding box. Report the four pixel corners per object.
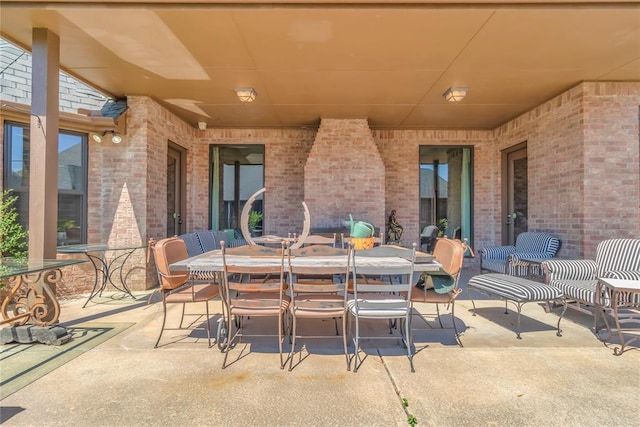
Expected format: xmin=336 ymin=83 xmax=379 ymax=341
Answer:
xmin=210 ymin=145 xmax=264 ymax=232
xmin=419 ymin=146 xmax=473 ymax=247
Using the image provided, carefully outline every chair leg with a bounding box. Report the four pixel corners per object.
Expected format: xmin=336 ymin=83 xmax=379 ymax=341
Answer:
xmin=353 ymin=316 xmax=361 ymax=373
xmin=342 ymin=313 xmax=350 ymax=371
xmin=222 ymin=313 xmax=234 ymax=369
xmin=451 ymin=301 xmax=463 ymax=347
xmin=404 ymin=316 xmax=415 ymax=373
xmin=205 ymin=300 xmax=212 ymax=348
xmin=179 ymin=303 xmax=186 ymax=328
xmin=154 ymin=298 xmax=168 ymax=348
xmin=278 ymin=311 xmax=285 ymax=369
xmin=436 ymin=303 xmax=444 ymax=328
xmin=289 ymin=314 xmax=298 ymax=371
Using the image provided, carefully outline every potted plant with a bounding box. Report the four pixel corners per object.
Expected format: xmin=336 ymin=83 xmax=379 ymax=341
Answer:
xmin=57 ymin=219 xmax=75 ymax=245
xmin=248 ymin=210 xmax=263 ymax=236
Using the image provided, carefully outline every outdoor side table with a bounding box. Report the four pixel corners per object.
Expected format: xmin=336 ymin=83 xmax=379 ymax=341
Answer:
xmin=57 ymin=243 xmax=146 ymax=307
xmin=1 ymin=257 xmax=87 ymax=326
xmin=594 ymin=278 xmax=640 ymax=356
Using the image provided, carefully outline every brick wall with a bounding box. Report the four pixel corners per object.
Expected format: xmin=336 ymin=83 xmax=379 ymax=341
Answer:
xmin=582 ymin=82 xmax=640 ymax=255
xmin=3 ymin=79 xmax=639 ymax=296
xmin=304 ymin=118 xmax=386 ymax=230
xmin=375 ymin=129 xmax=495 ymax=258
xmin=193 ymin=127 xmax=316 ymax=237
xmin=494 ymin=82 xmax=640 ymax=258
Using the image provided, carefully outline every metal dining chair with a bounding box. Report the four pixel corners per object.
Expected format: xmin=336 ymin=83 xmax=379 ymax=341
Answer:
xmin=219 ymin=241 xmax=290 ymax=369
xmin=409 ymin=238 xmax=468 ymax=347
xmin=287 ymin=245 xmax=351 ymax=371
xmin=152 ymin=237 xmax=219 ymax=348
xmin=347 ymin=243 xmax=417 ymax=372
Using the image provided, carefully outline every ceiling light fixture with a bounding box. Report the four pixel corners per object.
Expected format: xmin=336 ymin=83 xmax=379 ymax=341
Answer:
xmin=234 ymin=87 xmax=257 ymax=103
xmin=92 ymin=130 xmax=123 ymax=144
xmin=198 ymin=121 xmax=207 ymax=130
xmin=443 ymin=87 xmax=468 ymax=103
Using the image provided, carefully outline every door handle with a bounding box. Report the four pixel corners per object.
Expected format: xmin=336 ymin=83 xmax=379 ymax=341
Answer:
xmin=172 ymin=212 xmax=183 ymax=225
xmin=505 ymin=213 xmax=516 ymax=225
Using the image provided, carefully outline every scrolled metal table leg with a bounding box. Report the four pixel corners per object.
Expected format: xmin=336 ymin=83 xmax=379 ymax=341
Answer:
xmin=1 ymin=269 xmax=62 ymax=326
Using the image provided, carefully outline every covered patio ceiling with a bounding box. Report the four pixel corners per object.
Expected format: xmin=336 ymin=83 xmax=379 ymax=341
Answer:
xmin=1 ymin=1 xmax=639 ymax=130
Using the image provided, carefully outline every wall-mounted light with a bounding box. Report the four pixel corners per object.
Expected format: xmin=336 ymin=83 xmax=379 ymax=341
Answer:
xmin=92 ymin=130 xmax=122 ymax=144
xmin=198 ymin=121 xmax=207 ymax=130
xmin=443 ymin=87 xmax=468 ymax=103
xmin=234 ymin=87 xmax=257 ymax=103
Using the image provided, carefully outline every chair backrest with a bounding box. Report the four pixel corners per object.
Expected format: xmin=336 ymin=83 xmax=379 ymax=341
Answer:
xmin=302 ymin=234 xmax=338 ymax=247
xmin=178 ymin=232 xmax=204 ymax=257
xmin=595 ymin=238 xmax=640 ymax=276
xmin=349 ymin=244 xmax=416 ymax=305
xmin=420 ymin=225 xmax=439 ymax=237
xmin=224 ymin=243 xmax=284 ymax=257
xmin=420 ymin=225 xmax=439 ymax=253
xmin=287 ymin=245 xmax=350 ymax=295
xmin=515 ymin=232 xmax=560 ymax=256
xmin=290 ymin=244 xmax=347 ymax=257
xmin=432 ymin=238 xmax=466 ymax=280
xmin=221 ymin=241 xmax=286 ymax=295
xmin=153 ymin=237 xmax=190 ymax=291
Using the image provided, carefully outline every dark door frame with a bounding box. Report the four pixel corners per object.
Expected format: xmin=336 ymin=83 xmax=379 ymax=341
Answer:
xmin=501 ymin=141 xmax=528 ymax=245
xmin=167 ymin=141 xmax=187 ymax=237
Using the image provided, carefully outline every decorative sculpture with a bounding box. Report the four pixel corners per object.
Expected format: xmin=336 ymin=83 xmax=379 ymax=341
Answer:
xmin=240 ymin=187 xmax=310 ymax=248
xmin=387 ymin=209 xmax=404 ymax=243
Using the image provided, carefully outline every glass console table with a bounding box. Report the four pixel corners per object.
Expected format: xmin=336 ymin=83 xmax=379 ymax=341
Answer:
xmin=57 ymin=244 xmax=146 ymax=307
xmin=1 ymin=258 xmax=87 ymax=326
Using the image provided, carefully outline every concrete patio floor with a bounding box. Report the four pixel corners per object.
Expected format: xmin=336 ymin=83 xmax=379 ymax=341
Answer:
xmin=1 ymin=267 xmax=638 ymax=426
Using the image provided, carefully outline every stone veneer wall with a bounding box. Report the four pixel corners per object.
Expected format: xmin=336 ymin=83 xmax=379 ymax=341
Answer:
xmin=304 ymin=118 xmax=386 ymax=230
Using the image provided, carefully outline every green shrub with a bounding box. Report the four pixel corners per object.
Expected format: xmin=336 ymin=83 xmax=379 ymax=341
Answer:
xmin=0 ymin=189 xmax=28 ymax=259
xmin=248 ymin=210 xmax=263 ymax=230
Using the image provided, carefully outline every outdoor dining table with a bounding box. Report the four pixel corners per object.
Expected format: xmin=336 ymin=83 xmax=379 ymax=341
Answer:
xmin=169 ymin=247 xmax=442 ymax=280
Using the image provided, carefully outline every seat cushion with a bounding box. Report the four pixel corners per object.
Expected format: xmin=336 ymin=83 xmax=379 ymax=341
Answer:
xmin=468 ymin=274 xmax=563 ymax=302
xmin=166 ymin=284 xmax=219 ymax=303
xmin=411 ymin=288 xmax=459 ymax=304
xmin=230 ymin=293 xmax=290 ymax=315
xmin=480 ymin=260 xmax=507 ymax=274
xmin=347 ymin=296 xmax=410 ymax=318
xmin=548 ymin=279 xmax=598 ymax=305
xmin=292 ymin=294 xmax=346 ymax=317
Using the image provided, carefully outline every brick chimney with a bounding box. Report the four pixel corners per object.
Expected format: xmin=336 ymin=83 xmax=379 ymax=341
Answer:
xmin=304 ymin=118 xmax=385 ymax=231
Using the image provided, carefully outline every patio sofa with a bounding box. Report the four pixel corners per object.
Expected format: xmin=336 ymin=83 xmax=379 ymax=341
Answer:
xmin=542 ymin=238 xmax=640 ymax=315
xmin=479 ymin=232 xmax=561 ymax=276
xmin=178 ymin=229 xmax=248 ymax=257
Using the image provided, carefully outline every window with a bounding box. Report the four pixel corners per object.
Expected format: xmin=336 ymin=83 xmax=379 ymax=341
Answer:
xmin=3 ymin=121 xmax=88 ymax=245
xmin=210 ymin=145 xmax=264 ymax=233
xmin=419 ymin=146 xmax=473 ymax=247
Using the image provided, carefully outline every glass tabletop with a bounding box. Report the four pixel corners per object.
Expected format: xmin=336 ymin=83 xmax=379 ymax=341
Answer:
xmin=57 ymin=243 xmax=147 ymax=253
xmin=0 ymin=257 xmax=88 ymax=279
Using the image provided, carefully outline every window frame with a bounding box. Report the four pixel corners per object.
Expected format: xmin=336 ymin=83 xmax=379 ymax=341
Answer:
xmin=2 ymin=120 xmax=89 ymax=244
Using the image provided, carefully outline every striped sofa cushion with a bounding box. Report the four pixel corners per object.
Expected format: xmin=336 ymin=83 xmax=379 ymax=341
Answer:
xmin=178 ymin=232 xmax=204 ymax=257
xmin=468 ymin=273 xmax=563 ymax=303
xmin=194 ymin=230 xmax=219 ymax=252
xmin=549 ymin=279 xmax=599 ymax=305
xmin=595 ymin=238 xmax=640 ymax=277
xmin=515 ymin=232 xmax=560 ymax=257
